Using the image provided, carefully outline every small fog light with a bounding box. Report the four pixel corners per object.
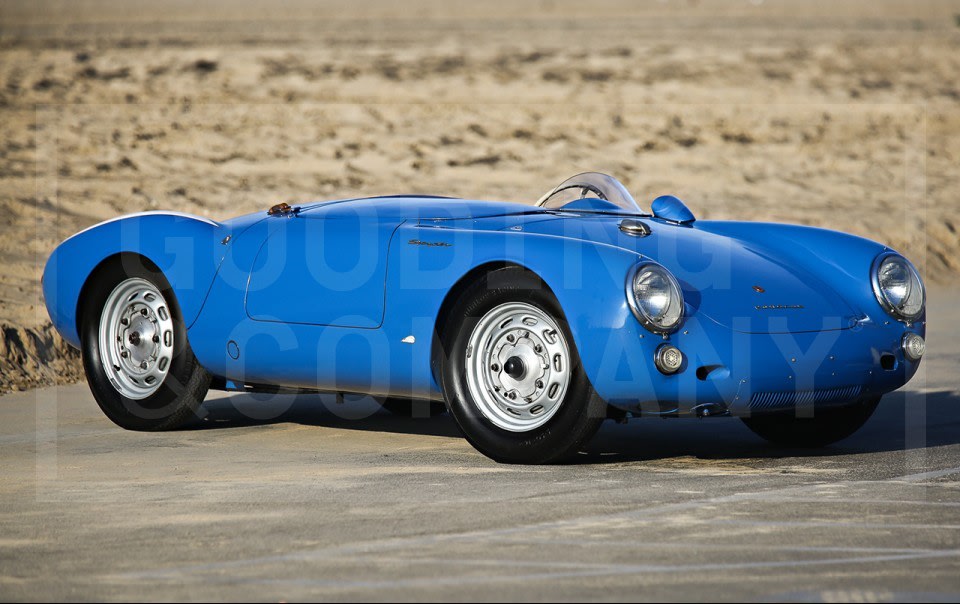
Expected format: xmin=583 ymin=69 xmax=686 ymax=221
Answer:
xmin=655 ymin=344 xmax=684 ymax=375
xmin=902 ymin=333 xmax=925 ymax=362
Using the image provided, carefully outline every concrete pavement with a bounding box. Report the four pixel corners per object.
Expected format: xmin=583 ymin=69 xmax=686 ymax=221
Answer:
xmin=1 ymin=289 xmax=958 ymax=601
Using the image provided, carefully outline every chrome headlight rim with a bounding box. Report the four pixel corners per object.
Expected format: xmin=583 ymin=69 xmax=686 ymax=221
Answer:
xmin=625 ymin=262 xmax=685 ymax=335
xmin=870 ymin=251 xmax=925 ymax=322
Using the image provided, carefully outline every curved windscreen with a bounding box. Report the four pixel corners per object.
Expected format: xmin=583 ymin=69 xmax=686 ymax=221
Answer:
xmin=536 ymin=172 xmax=645 ymax=214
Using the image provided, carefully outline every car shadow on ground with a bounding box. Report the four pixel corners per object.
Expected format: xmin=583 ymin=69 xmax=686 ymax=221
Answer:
xmin=195 ymin=392 xmax=463 ymax=438
xmin=577 ymin=389 xmax=960 ymax=464
xmin=193 ymin=388 xmax=960 ymax=464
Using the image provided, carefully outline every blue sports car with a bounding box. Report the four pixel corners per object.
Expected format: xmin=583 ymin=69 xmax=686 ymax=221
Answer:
xmin=42 ymin=172 xmax=926 ymax=463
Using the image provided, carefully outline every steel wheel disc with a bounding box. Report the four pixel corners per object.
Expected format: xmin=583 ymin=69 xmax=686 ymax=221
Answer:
xmin=97 ymin=277 xmax=175 ymax=400
xmin=464 ymin=302 xmax=571 ymax=432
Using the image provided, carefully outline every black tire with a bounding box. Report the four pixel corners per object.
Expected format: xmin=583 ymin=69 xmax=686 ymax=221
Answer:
xmin=379 ymin=397 xmax=447 ymax=418
xmin=439 ymin=267 xmax=606 ymax=464
xmin=79 ymin=255 xmax=211 ymax=431
xmin=741 ymin=395 xmax=881 ymax=448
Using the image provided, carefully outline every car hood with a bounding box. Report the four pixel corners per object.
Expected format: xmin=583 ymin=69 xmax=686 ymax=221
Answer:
xmin=511 ymin=214 xmax=862 ymax=334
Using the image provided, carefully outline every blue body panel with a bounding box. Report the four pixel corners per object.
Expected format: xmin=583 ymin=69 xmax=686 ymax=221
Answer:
xmin=43 ymin=212 xmax=242 ymax=347
xmin=43 ymin=195 xmax=925 ymax=414
xmin=245 ymin=210 xmax=398 ymax=328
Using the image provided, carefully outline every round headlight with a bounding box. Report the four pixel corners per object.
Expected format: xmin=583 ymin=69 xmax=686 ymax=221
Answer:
xmin=626 ymin=263 xmax=684 ymax=334
xmin=871 ymin=253 xmax=924 ymax=321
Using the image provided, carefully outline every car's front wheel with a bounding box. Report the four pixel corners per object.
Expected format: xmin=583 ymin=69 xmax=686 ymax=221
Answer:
xmin=80 ymin=255 xmax=211 ymax=431
xmin=741 ymin=395 xmax=881 ymax=448
xmin=440 ymin=268 xmax=606 ymax=464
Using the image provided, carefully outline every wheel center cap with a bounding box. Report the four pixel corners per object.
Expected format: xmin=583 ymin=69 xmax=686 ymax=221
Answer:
xmin=503 ymin=356 xmax=526 ymax=380
xmin=124 ymin=315 xmax=157 ymax=364
xmin=497 ymin=339 xmax=546 ymax=399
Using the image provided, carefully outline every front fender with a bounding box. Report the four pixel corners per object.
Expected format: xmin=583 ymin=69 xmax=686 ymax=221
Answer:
xmin=385 ymin=220 xmax=651 ymax=399
xmin=695 ymin=221 xmax=919 ymax=325
xmin=42 ymin=212 xmax=226 ymax=348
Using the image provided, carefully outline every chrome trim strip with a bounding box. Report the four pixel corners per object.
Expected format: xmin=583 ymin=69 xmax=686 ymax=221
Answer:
xmin=60 ymin=211 xmax=220 ymax=245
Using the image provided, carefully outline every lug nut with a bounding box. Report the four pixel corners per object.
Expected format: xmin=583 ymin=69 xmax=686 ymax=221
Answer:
xmin=509 ymin=391 xmax=517 ymax=400
xmin=120 ymin=350 xmax=128 ymax=358
xmin=534 ymin=344 xmax=543 ymax=353
xmin=506 ymin=334 xmax=515 ymax=343
xmin=120 ymin=318 xmax=128 ymax=326
xmin=141 ymin=309 xmax=148 ymax=316
xmin=536 ymin=379 xmax=544 ymax=388
xmin=153 ymin=334 xmax=160 ymax=343
xmin=491 ymin=363 xmax=500 ymax=372
xmin=140 ymin=361 xmax=148 ymax=369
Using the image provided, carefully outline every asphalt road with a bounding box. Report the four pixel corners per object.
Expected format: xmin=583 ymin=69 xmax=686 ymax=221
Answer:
xmin=2 ymin=289 xmax=959 ymax=602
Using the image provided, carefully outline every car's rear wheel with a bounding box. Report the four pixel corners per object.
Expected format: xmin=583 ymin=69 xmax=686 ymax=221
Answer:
xmin=80 ymin=255 xmax=211 ymax=431
xmin=741 ymin=395 xmax=881 ymax=448
xmin=439 ymin=268 xmax=606 ymax=464
xmin=379 ymin=397 xmax=447 ymax=418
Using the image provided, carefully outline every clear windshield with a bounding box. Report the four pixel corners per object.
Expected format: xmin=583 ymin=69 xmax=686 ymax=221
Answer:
xmin=535 ymin=172 xmax=645 ymax=214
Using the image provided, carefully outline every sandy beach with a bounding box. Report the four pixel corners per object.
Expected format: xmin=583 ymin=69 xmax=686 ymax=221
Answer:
xmin=1 ymin=0 xmax=958 ymax=392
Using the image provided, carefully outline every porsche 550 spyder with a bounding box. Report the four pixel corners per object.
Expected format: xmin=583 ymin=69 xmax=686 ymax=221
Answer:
xmin=42 ymin=172 xmax=926 ymax=463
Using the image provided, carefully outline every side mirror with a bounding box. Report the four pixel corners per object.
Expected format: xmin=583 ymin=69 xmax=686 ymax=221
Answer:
xmin=651 ymin=195 xmax=695 ymax=224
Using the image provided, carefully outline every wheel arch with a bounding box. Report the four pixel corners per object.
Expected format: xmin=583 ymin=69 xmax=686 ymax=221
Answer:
xmin=429 ymin=260 xmax=561 ymax=389
xmin=75 ymin=252 xmax=168 ymax=337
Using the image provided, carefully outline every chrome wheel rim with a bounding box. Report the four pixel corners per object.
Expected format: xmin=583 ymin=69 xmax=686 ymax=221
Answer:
xmin=98 ymin=277 xmax=175 ymax=400
xmin=464 ymin=302 xmax=571 ymax=432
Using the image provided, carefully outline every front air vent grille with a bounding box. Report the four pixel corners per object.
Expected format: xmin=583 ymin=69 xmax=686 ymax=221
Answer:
xmin=749 ymin=385 xmax=862 ymax=411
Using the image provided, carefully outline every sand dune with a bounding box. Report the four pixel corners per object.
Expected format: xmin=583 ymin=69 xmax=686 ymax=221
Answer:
xmin=1 ymin=0 xmax=958 ymax=392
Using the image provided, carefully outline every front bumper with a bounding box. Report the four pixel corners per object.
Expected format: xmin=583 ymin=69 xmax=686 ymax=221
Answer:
xmin=584 ymin=314 xmax=924 ymax=418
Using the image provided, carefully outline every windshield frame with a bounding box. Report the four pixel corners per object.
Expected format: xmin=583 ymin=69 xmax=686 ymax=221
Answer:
xmin=536 ymin=172 xmax=647 ymax=215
